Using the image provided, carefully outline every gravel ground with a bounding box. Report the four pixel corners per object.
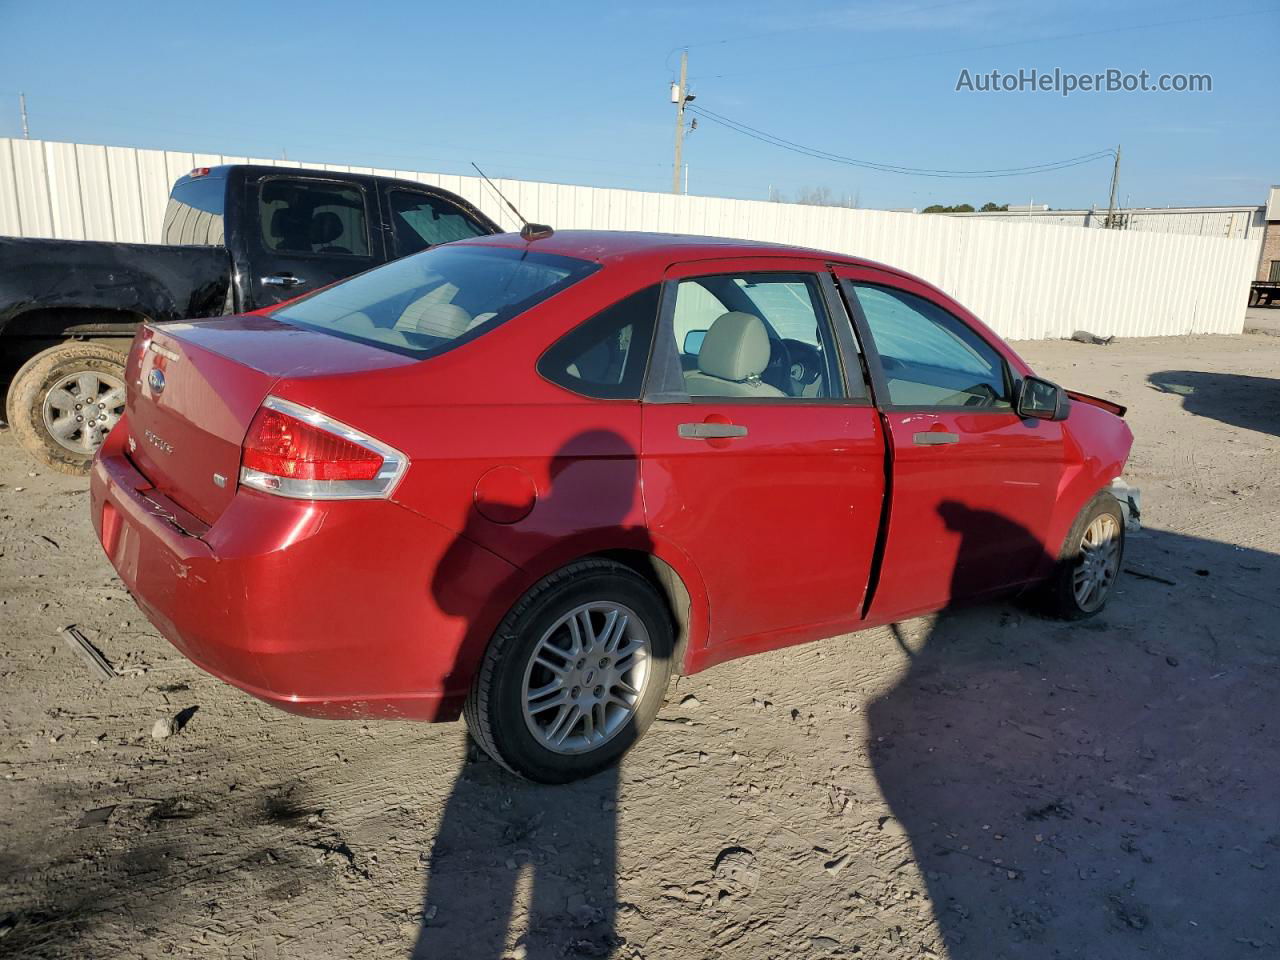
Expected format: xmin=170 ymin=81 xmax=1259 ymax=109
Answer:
xmin=1 ymin=333 xmax=1277 ymax=960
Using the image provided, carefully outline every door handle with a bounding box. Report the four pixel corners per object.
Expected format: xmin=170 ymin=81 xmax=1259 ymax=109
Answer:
xmin=913 ymin=431 xmax=959 ymax=446
xmin=262 ymin=275 xmax=305 ymax=288
xmin=678 ymin=422 xmax=748 ymax=439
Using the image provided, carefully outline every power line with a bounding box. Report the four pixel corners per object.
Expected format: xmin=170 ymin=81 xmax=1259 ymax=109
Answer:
xmin=696 ymin=6 xmax=1274 ymax=82
xmin=687 ymin=104 xmax=1115 ymax=179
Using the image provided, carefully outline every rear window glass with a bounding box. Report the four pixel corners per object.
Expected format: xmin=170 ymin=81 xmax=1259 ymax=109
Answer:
xmin=272 ymin=244 xmax=598 ymax=357
xmin=162 ymin=177 xmax=225 ymax=246
xmin=258 ymin=178 xmax=370 ymax=256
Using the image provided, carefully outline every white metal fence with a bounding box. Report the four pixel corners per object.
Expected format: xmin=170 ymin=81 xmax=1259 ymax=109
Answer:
xmin=0 ymin=137 xmax=1262 ymax=340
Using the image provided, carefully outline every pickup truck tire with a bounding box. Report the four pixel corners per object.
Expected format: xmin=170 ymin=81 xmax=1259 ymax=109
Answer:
xmin=464 ymin=559 xmax=673 ymax=782
xmin=1040 ymin=492 xmax=1126 ymax=619
xmin=5 ymin=342 xmax=128 ymax=475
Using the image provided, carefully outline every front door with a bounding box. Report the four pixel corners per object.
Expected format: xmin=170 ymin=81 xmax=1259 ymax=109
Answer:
xmin=641 ymin=258 xmax=886 ymax=660
xmin=833 ymin=265 xmax=1066 ymax=618
xmin=244 ymin=172 xmax=380 ymax=308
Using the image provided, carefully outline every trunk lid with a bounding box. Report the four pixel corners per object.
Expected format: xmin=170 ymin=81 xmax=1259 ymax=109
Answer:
xmin=126 ymin=314 xmax=414 ymax=525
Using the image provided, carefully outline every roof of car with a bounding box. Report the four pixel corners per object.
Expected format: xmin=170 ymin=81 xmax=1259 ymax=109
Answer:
xmin=457 ymin=229 xmax=887 ymax=271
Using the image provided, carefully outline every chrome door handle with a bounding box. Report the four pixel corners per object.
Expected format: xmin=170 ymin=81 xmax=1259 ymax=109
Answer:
xmin=913 ymin=431 xmax=959 ymax=446
xmin=262 ymin=275 xmax=305 ymax=287
xmin=678 ymin=422 xmax=748 ymax=439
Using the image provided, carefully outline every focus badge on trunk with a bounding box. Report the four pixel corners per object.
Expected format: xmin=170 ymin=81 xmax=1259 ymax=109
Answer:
xmin=148 ymin=368 xmax=166 ymax=394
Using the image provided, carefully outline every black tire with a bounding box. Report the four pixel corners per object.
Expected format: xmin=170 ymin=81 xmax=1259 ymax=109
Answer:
xmin=1040 ymin=491 xmax=1126 ymax=620
xmin=4 ymin=342 xmax=127 ymax=475
xmin=464 ymin=559 xmax=674 ymax=783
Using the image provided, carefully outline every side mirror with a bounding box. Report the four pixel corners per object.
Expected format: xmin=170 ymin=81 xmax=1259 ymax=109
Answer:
xmin=682 ymin=329 xmax=708 ymax=355
xmin=1017 ymin=376 xmax=1070 ymax=421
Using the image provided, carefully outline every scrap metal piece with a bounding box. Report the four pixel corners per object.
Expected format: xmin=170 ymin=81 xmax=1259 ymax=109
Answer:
xmin=59 ymin=624 xmax=115 ymax=681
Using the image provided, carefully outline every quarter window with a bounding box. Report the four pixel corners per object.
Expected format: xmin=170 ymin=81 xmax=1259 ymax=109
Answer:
xmin=258 ymin=179 xmax=370 ymax=256
xmin=388 ymin=190 xmax=489 ymax=257
xmin=850 ymin=283 xmax=1011 ymax=409
xmin=539 ymin=286 xmax=659 ymax=399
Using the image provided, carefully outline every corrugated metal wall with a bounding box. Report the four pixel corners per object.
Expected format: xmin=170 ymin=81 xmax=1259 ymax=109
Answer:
xmin=0 ymin=138 xmax=1262 ymax=339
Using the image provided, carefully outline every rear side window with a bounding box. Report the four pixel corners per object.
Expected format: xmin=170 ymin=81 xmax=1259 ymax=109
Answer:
xmin=538 ymin=285 xmax=660 ymax=398
xmin=273 ymin=244 xmax=598 ymax=358
xmin=389 ymin=189 xmax=489 ymax=256
xmin=258 ymin=178 xmax=370 ymax=256
xmin=161 ymin=177 xmax=225 ymax=246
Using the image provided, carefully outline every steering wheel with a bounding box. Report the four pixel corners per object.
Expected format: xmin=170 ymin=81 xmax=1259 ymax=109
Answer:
xmin=761 ymin=336 xmax=792 ymax=394
xmin=782 ymin=339 xmax=824 ymax=395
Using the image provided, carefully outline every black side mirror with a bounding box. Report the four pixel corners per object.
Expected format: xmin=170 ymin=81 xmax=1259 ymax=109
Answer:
xmin=1017 ymin=376 xmax=1071 ymax=421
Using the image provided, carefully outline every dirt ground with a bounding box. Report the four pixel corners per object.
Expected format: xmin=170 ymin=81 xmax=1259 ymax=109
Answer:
xmin=1 ymin=333 xmax=1277 ymax=960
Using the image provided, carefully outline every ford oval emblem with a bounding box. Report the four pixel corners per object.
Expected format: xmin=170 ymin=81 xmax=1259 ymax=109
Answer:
xmin=148 ymin=368 xmax=166 ymax=394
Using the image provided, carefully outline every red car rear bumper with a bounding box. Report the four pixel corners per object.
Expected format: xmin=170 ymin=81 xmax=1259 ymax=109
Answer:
xmin=89 ymin=428 xmax=517 ymax=721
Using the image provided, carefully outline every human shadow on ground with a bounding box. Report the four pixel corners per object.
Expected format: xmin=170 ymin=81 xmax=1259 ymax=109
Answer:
xmin=869 ymin=502 xmax=1280 ymax=958
xmin=413 ymin=429 xmax=661 ymax=959
xmin=1149 ymin=370 xmax=1280 ymax=438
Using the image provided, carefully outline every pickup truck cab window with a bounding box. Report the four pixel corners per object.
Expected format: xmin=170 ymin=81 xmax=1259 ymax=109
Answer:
xmin=162 ymin=175 xmax=225 ymax=246
xmin=388 ymin=189 xmax=491 ymax=257
xmin=849 ymin=283 xmax=1011 ymax=409
xmin=257 ymin=178 xmax=371 ymax=257
xmin=668 ymin=272 xmax=843 ymax=400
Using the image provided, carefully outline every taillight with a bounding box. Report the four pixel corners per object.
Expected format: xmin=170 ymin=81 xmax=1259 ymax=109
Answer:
xmin=239 ymin=397 xmax=406 ymax=500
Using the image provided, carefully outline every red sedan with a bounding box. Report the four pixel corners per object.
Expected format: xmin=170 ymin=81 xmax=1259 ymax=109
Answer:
xmin=90 ymin=231 xmax=1135 ymax=782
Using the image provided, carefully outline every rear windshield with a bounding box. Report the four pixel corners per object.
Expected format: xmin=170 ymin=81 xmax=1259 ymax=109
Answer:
xmin=273 ymin=244 xmax=598 ymax=357
xmin=162 ymin=176 xmax=226 ymax=246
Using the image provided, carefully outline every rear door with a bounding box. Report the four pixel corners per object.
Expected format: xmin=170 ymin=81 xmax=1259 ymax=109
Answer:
xmin=640 ymin=258 xmax=886 ymax=656
xmin=833 ymin=264 xmax=1067 ymax=617
xmin=243 ymin=171 xmax=380 ymax=307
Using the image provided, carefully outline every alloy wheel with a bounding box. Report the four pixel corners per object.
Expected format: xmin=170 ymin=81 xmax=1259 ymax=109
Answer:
xmin=1073 ymin=513 xmax=1121 ymax=612
xmin=42 ymin=371 xmax=126 ymax=455
xmin=521 ymin=601 xmax=651 ymax=755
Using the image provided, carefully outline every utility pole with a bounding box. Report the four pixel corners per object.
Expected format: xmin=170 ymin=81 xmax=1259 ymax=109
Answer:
xmin=19 ymin=92 xmax=29 ymax=139
xmin=1105 ymin=144 xmax=1121 ymax=228
xmin=671 ymin=51 xmax=693 ymax=194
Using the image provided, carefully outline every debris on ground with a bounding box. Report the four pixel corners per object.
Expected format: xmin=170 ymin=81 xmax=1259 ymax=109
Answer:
xmin=58 ymin=624 xmax=115 ymax=680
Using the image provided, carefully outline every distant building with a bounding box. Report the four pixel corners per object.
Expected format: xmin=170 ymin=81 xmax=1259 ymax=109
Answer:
xmin=942 ymin=202 xmax=1266 ymax=241
xmin=1259 ymin=186 xmax=1280 ymax=283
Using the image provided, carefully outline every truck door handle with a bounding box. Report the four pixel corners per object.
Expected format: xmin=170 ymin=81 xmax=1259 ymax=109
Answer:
xmin=913 ymin=431 xmax=959 ymax=446
xmin=678 ymin=422 xmax=748 ymax=439
xmin=262 ymin=274 xmax=305 ymax=288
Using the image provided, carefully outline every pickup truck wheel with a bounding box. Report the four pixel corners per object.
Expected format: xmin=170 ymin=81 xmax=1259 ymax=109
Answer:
xmin=464 ymin=559 xmax=674 ymax=783
xmin=5 ymin=342 xmax=128 ymax=474
xmin=1041 ymin=492 xmax=1126 ymax=619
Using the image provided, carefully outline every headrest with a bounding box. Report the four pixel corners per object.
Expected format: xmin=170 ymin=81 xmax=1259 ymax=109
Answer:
xmin=697 ymin=312 xmax=771 ymax=382
xmin=269 ymin=207 xmax=301 ymax=239
xmin=310 ymin=211 xmax=344 ymax=245
xmin=397 ymin=299 xmax=473 ymax=339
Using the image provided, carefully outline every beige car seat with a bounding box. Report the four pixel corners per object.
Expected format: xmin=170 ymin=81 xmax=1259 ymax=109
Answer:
xmin=684 ymin=312 xmax=785 ymax=398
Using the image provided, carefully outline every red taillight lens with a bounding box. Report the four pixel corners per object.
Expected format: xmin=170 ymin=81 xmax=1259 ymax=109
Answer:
xmin=242 ymin=406 xmax=383 ymax=481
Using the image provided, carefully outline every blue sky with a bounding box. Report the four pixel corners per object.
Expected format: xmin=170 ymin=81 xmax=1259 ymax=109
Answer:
xmin=0 ymin=0 xmax=1275 ymax=210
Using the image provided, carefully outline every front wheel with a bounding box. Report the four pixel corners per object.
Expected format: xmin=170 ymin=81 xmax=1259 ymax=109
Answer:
xmin=1041 ymin=492 xmax=1126 ymax=619
xmin=464 ymin=559 xmax=673 ymax=783
xmin=5 ymin=342 xmax=127 ymax=474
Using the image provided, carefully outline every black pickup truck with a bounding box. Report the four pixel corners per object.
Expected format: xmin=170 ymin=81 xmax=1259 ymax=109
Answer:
xmin=0 ymin=164 xmax=500 ymax=472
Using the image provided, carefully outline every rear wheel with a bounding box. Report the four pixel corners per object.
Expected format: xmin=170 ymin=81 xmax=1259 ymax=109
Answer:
xmin=464 ymin=559 xmax=673 ymax=783
xmin=1041 ymin=492 xmax=1126 ymax=619
xmin=5 ymin=342 xmax=127 ymax=474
